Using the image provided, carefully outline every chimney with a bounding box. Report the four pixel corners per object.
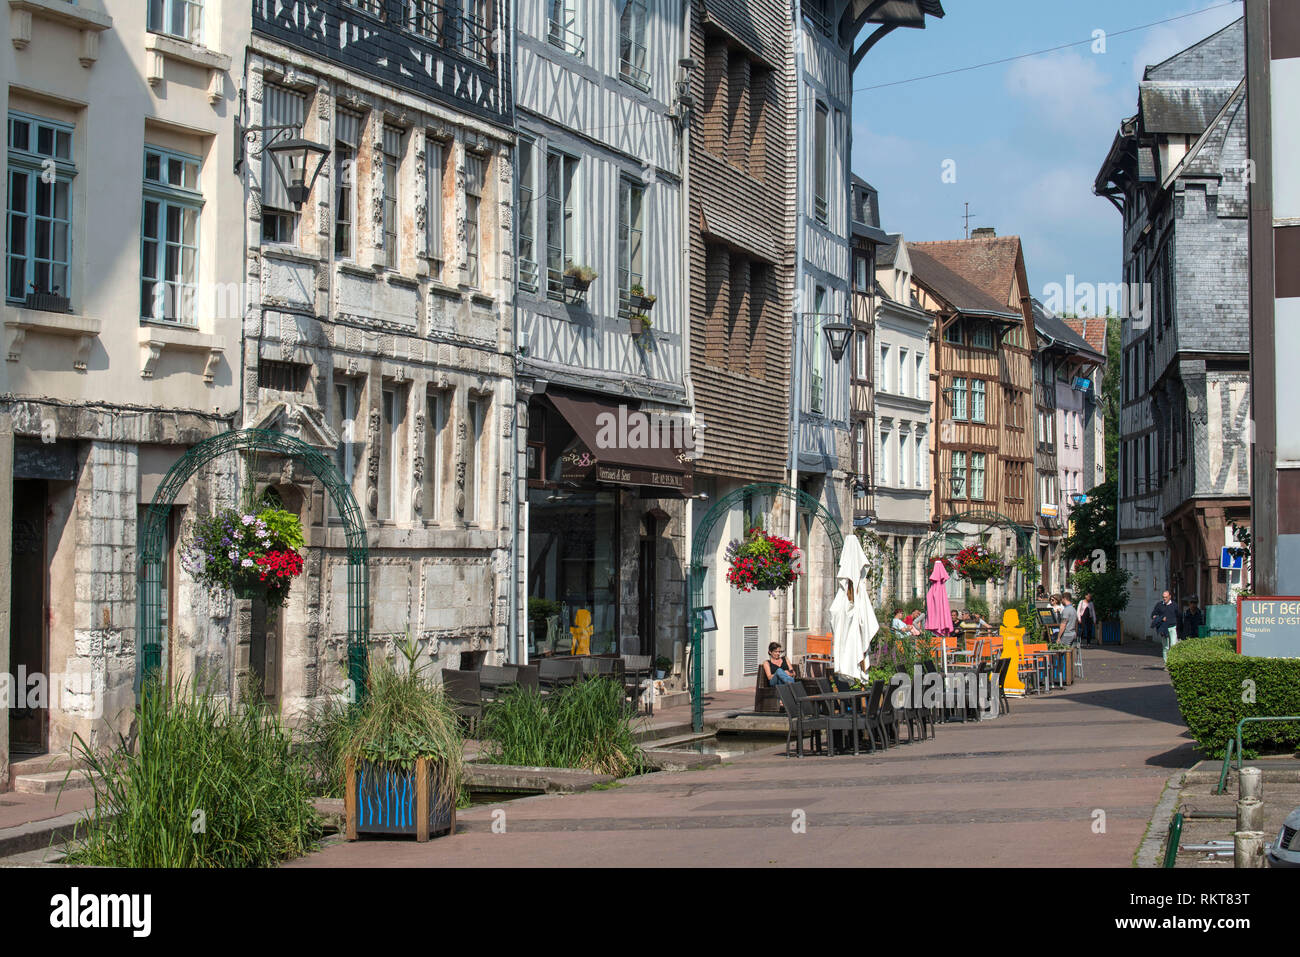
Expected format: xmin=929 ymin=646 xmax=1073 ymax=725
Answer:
xmin=971 ymin=227 xmax=996 ymax=239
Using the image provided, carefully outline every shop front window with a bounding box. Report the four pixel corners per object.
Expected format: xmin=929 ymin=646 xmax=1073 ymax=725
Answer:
xmin=527 ymin=488 xmax=620 ymax=655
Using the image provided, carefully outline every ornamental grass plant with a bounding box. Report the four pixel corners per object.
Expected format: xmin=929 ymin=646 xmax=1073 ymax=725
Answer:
xmin=65 ymin=678 xmax=323 ymax=868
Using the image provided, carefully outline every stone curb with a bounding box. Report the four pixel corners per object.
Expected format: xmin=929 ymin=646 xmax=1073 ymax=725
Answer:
xmin=1136 ymin=768 xmax=1187 ymax=868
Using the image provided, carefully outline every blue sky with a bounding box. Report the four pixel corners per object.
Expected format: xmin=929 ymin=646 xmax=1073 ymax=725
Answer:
xmin=850 ymin=0 xmax=1244 ymax=298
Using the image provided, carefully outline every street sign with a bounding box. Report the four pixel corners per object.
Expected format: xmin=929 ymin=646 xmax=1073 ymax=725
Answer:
xmin=1237 ymin=597 xmax=1300 ymax=658
xmin=1220 ymin=547 xmax=1244 ymax=570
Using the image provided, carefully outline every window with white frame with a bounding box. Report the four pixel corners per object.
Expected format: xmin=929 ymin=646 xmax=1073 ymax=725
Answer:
xmin=915 ymin=430 xmax=926 ymax=487
xmin=951 ymin=450 xmax=967 ymax=499
xmin=334 ymin=108 xmax=362 ymax=259
xmin=619 ymin=1 xmax=650 ymax=91
xmin=878 ymin=420 xmax=892 ymax=486
xmin=261 ymin=84 xmax=306 ymax=244
xmin=810 ymin=286 xmax=827 ymax=414
xmin=422 ymin=390 xmax=448 ymax=520
xmin=141 ymin=146 xmax=202 ymax=324
xmin=426 ymin=135 xmax=445 ymax=263
xmin=943 ymin=321 xmax=963 ymax=345
xmin=951 ymin=377 xmax=968 ymax=420
xmin=548 ymin=0 xmax=584 ymax=58
xmin=854 ymin=330 xmax=868 ymax=382
xmin=382 ymin=126 xmax=404 ymax=269
xmin=855 ymin=421 xmax=867 ymax=477
xmin=6 ymin=112 xmax=75 ymax=305
xmin=380 ymin=384 xmax=407 ymax=521
xmin=970 ymin=452 xmax=986 ymax=501
xmin=915 ymin=352 xmax=925 ymax=399
xmin=899 ymin=427 xmax=911 ymax=487
xmin=899 ymin=347 xmax=909 ymax=395
xmin=332 ymin=378 xmax=361 ymax=487
xmin=407 ymin=0 xmax=447 ymax=44
xmin=970 ymin=323 xmax=994 ymax=350
xmin=878 ymin=342 xmax=890 ymax=393
xmin=618 ymin=175 xmax=645 ymax=314
xmin=971 ymin=378 xmax=987 ymax=423
xmin=464 ymin=151 xmax=486 ymax=287
xmin=461 ymin=0 xmax=492 ymax=63
xmin=545 ymin=149 xmax=578 ymax=298
xmin=517 ymin=136 xmax=538 ymax=292
xmin=465 ymin=396 xmax=487 ymax=523
xmin=148 ymin=0 xmax=203 ymax=44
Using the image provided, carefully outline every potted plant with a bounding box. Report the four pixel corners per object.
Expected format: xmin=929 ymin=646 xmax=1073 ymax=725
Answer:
xmin=563 ymin=264 xmax=597 ymax=292
xmin=24 ymin=283 xmax=71 ymax=313
xmin=629 ymin=312 xmax=653 ymax=336
xmin=952 ymin=545 xmax=1007 ymax=584
xmin=342 ymin=656 xmax=465 ymax=842
xmin=725 ymin=526 xmax=803 ymax=594
xmin=628 ymin=284 xmax=657 ymax=314
xmin=654 ymin=655 xmax=673 ymax=679
xmin=181 ymin=504 xmax=305 ymax=606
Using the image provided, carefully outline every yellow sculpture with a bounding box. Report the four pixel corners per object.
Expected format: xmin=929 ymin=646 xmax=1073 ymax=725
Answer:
xmin=570 ymin=609 xmax=593 ymax=655
xmin=999 ymin=609 xmax=1027 ymax=696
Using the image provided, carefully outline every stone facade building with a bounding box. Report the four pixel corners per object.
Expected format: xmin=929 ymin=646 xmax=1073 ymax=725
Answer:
xmin=1095 ymin=17 xmax=1251 ymax=635
xmin=239 ymin=1 xmax=517 ymax=710
xmin=2 ymin=1 xmax=246 ymax=786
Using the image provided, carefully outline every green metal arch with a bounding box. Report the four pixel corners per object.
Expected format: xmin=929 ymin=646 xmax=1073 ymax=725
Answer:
xmin=917 ymin=509 xmax=1040 ymax=637
xmin=686 ymin=483 xmax=846 ymax=731
xmin=137 ymin=428 xmax=369 ymax=697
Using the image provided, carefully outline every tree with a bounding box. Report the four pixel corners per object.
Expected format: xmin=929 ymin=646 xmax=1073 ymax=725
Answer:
xmin=1063 ymin=477 xmax=1118 ymax=566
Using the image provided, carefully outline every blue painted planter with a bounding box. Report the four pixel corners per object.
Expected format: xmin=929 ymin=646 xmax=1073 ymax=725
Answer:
xmin=348 ymin=758 xmax=455 ymax=841
xmin=1101 ymin=621 xmax=1121 ymax=645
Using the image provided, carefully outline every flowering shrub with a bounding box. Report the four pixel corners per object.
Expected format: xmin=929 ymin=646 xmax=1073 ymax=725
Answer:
xmin=725 ymin=528 xmax=802 ymax=593
xmin=182 ymin=507 xmax=306 ymax=607
xmin=952 ymin=545 xmax=1007 ymax=582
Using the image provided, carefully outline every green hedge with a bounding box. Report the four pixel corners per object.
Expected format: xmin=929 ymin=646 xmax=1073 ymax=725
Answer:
xmin=1166 ymin=636 xmax=1300 ymax=757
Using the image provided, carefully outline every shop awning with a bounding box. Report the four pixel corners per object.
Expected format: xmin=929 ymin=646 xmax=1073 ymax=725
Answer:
xmin=544 ymin=389 xmax=694 ymax=496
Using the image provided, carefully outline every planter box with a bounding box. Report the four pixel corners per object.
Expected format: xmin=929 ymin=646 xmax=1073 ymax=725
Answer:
xmin=628 ymin=317 xmax=646 ymax=335
xmin=629 ymin=294 xmax=656 ymax=313
xmin=563 ymin=273 xmax=593 ymax=292
xmin=345 ymin=756 xmax=456 ymax=842
xmin=24 ymin=292 xmax=71 ymax=313
xmin=1101 ymin=620 xmax=1122 ymax=645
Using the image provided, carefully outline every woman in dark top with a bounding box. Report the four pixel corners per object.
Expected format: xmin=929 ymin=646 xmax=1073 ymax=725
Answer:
xmin=762 ymin=642 xmax=797 ymax=685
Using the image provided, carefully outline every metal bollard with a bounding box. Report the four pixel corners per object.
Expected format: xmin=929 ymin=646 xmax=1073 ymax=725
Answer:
xmin=1234 ymin=830 xmax=1266 ymax=868
xmin=1236 ymin=798 xmax=1264 ymax=833
xmin=1239 ymin=766 xmax=1263 ymax=802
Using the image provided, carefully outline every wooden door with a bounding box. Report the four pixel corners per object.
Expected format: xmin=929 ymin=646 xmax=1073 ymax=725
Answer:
xmin=9 ymin=480 xmax=48 ymax=753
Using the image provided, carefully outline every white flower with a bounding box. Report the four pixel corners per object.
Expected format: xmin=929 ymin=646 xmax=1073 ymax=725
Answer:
xmin=241 ymin=514 xmax=255 ymax=526
xmin=241 ymin=558 xmax=254 ymax=568
xmin=228 ymin=549 xmax=238 ymax=560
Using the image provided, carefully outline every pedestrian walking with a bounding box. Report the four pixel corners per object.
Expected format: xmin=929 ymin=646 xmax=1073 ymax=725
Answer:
xmin=1181 ymin=598 xmax=1205 ymax=638
xmin=1150 ymin=590 xmax=1178 ymax=641
xmin=1059 ymin=592 xmax=1080 ymax=647
xmin=1077 ymin=592 xmax=1097 ymax=644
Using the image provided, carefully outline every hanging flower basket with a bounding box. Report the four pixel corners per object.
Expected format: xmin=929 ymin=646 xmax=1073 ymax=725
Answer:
xmin=181 ymin=506 xmax=306 ymax=607
xmin=952 ymin=545 xmax=1007 ymax=584
xmin=725 ymin=527 xmax=802 ymax=593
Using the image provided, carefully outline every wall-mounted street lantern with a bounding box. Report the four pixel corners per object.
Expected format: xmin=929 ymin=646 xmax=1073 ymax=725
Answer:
xmin=944 ymin=471 xmax=965 ymax=498
xmin=233 ymin=92 xmax=330 ymax=209
xmin=822 ymin=307 xmax=854 ymax=362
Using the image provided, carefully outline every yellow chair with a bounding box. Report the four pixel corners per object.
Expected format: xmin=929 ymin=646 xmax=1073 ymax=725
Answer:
xmin=999 ymin=609 xmax=1027 ymax=696
xmin=570 ymin=609 xmax=593 ymax=656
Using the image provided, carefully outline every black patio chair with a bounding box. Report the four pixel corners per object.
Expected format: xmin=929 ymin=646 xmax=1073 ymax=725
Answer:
xmin=441 ymin=669 xmax=482 ymax=735
xmin=993 ymin=656 xmax=1011 ymax=715
xmin=775 ymin=681 xmax=828 ymax=757
xmin=538 ymin=658 xmax=580 ymax=691
xmin=863 ymin=680 xmax=889 ymax=752
xmin=879 ymin=678 xmax=902 ymax=746
xmin=796 ymin=680 xmax=860 ymax=756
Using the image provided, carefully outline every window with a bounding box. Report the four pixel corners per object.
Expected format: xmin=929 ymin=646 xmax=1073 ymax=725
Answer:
xmin=548 ymin=0 xmax=584 ymax=58
xmin=346 ymin=0 xmax=384 ymax=15
xmin=619 ymin=1 xmax=650 ymax=91
xmin=332 ymin=378 xmax=360 ymax=486
xmin=617 ymin=176 xmax=645 ymax=314
xmin=970 ymin=323 xmax=994 ymax=350
xmin=545 ymin=149 xmax=578 ymax=298
xmin=261 ymin=85 xmax=306 ymax=244
xmin=916 ymin=353 xmax=925 ymax=399
xmin=951 ymin=377 xmax=968 ymax=420
xmin=854 ymin=253 xmax=869 ymax=291
xmin=971 ymin=379 xmax=986 ymax=423
xmin=517 ymin=136 xmax=538 ymax=291
xmin=148 ymin=0 xmax=203 ymax=43
xmin=465 ymin=396 xmax=486 ymax=523
xmin=854 ymin=330 xmax=868 ymax=382
xmin=1005 ymin=388 xmax=1023 ymax=429
xmin=951 ymin=451 xmax=967 ymax=499
xmin=460 ymin=0 xmax=492 ymax=63
xmin=854 ymin=422 xmax=867 ymax=477
xmin=334 ymin=108 xmax=363 ymax=259
xmin=810 ymin=286 xmax=827 ymax=414
xmin=422 ymin=136 xmax=444 ymax=264
xmin=878 ymin=342 xmax=890 ymax=393
xmin=258 ymin=359 xmax=309 ymax=392
xmin=464 ymin=151 xmax=486 ymax=287
xmin=879 ymin=421 xmax=893 ymax=485
xmin=407 ymin=0 xmax=447 ymax=44
xmin=915 ymin=431 xmax=926 ymax=487
xmin=380 ymin=385 xmax=407 ymax=521
xmin=813 ymin=103 xmax=828 ymax=225
xmin=899 ymin=347 xmax=909 ymax=395
xmin=141 ymin=146 xmax=202 ymax=324
xmin=423 ymin=390 xmax=447 ymax=519
xmin=899 ymin=428 xmax=910 ymax=486
xmin=943 ymin=321 xmax=963 ymax=345
xmin=382 ymin=126 xmax=404 ymax=268
xmin=970 ymin=452 xmax=986 ymax=501
xmin=7 ymin=113 xmax=75 ymax=305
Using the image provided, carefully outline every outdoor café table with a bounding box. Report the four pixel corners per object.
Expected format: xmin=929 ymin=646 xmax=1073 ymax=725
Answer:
xmin=1034 ymin=650 xmax=1068 ymax=692
xmin=804 ymin=692 xmax=863 ymax=756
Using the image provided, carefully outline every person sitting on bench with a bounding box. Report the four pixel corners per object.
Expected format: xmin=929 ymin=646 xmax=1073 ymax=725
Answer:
xmin=762 ymin=642 xmax=797 ymax=685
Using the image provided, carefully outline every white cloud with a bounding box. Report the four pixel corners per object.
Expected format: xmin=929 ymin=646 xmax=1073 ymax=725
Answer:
xmin=1003 ymin=51 xmax=1129 ymax=142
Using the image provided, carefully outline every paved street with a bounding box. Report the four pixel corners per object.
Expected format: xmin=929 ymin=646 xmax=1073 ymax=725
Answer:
xmin=291 ymin=643 xmax=1194 ymax=867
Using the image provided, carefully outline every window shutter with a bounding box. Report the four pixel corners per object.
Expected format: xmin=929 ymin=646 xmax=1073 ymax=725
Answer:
xmin=743 ymin=625 xmax=759 ymax=676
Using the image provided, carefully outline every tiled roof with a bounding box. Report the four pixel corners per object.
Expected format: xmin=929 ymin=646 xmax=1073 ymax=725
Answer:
xmin=907 ymin=242 xmax=1016 ymax=316
xmin=908 ymin=235 xmax=1022 ymax=312
xmin=1063 ymin=316 xmax=1108 ymax=356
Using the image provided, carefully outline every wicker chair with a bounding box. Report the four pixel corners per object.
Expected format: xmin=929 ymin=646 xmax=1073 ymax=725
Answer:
xmin=774 ymin=682 xmax=827 ymax=757
xmin=441 ymin=669 xmax=482 ymax=735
